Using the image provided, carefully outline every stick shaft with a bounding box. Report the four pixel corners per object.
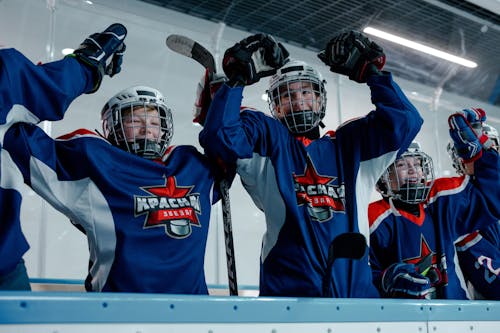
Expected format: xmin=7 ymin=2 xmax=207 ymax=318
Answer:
xmin=220 ymin=178 xmax=238 ymax=295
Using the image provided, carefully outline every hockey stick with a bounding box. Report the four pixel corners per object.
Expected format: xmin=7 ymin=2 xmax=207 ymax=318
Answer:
xmin=166 ymin=34 xmax=216 ymax=77
xmin=166 ymin=34 xmax=238 ymax=296
xmin=322 ymin=232 xmax=367 ymax=297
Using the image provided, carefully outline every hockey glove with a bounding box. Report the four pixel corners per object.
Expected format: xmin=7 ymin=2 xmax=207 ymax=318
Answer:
xmin=193 ymin=69 xmax=227 ymax=126
xmin=318 ymin=30 xmax=385 ymax=83
xmin=381 ymin=263 xmax=435 ymax=299
xmin=68 ymin=23 xmax=127 ymax=93
xmin=222 ymin=33 xmax=289 ymax=87
xmin=448 ymin=108 xmax=493 ymax=163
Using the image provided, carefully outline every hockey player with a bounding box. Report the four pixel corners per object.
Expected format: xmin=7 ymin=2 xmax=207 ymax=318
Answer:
xmin=369 ymin=141 xmax=499 ymax=299
xmin=0 ymin=22 xmax=127 ymax=290
xmin=200 ymin=31 xmax=423 ymax=297
xmin=448 ymin=109 xmax=500 ymax=299
xmin=0 ymin=24 xmax=222 ymax=293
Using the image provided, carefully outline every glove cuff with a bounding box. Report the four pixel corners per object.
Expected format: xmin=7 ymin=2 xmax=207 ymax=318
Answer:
xmin=66 ymin=54 xmax=104 ymax=94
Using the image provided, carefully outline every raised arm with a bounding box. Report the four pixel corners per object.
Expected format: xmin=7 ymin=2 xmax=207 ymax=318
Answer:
xmin=0 ymin=23 xmax=126 ymax=124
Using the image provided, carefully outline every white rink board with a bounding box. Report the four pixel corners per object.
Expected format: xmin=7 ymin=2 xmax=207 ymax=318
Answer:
xmin=1 ymin=292 xmax=499 ymax=333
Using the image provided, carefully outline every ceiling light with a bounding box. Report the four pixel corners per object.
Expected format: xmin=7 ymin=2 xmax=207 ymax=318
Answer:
xmin=363 ymin=27 xmax=477 ymax=68
xmin=61 ymin=48 xmax=74 ymax=56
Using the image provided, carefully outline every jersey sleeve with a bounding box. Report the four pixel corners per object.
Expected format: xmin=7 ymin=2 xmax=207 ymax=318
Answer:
xmin=0 ymin=48 xmax=94 ymax=125
xmin=473 ymin=149 xmax=500 ymax=217
xmin=336 ymin=73 xmax=423 ymax=163
xmin=456 ymin=224 xmax=500 ymax=300
xmin=3 ymin=124 xmax=102 ymax=212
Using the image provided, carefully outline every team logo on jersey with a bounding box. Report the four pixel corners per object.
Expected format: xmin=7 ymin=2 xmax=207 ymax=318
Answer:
xmin=293 ymin=156 xmax=345 ymax=222
xmin=134 ymin=177 xmax=201 ymax=239
xmin=405 ymin=235 xmax=448 ymax=298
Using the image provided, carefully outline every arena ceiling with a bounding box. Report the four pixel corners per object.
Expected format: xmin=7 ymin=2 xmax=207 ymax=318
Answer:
xmin=140 ymin=0 xmax=500 ymax=105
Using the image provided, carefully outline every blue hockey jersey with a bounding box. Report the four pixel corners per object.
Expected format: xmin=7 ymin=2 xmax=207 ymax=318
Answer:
xmin=0 ymin=48 xmax=218 ymax=293
xmin=200 ymin=73 xmax=422 ymax=297
xmin=369 ymin=176 xmax=499 ymax=299
xmin=456 ymin=149 xmax=500 ymax=299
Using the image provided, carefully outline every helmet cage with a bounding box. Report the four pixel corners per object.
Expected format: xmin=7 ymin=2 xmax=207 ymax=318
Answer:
xmin=446 ymin=141 xmax=467 ymax=175
xmin=267 ymin=61 xmax=326 ymax=134
xmin=378 ymin=148 xmax=435 ymax=204
xmin=483 ymin=122 xmax=499 ymax=151
xmin=101 ymin=87 xmax=173 ymax=159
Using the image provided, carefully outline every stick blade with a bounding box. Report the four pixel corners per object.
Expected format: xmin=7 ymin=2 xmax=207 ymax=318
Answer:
xmin=166 ymin=34 xmax=195 ymax=56
xmin=166 ymin=34 xmax=216 ymax=74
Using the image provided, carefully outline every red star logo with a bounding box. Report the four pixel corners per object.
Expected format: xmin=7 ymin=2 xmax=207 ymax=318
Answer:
xmin=144 ymin=177 xmax=191 ymax=198
xmin=293 ymin=156 xmax=344 ymax=212
xmin=136 ymin=177 xmax=201 ymax=229
xmin=405 ymin=235 xmax=437 ymax=269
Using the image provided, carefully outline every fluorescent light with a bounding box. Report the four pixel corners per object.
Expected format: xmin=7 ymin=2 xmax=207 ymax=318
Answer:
xmin=61 ymin=48 xmax=74 ymax=56
xmin=363 ymin=27 xmax=477 ymax=68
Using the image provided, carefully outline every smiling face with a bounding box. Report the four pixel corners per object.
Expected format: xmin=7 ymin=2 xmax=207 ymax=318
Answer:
xmin=267 ymin=60 xmax=326 ymax=134
xmin=388 ymin=156 xmax=425 ymax=191
xmin=274 ymin=81 xmax=322 ymax=117
xmin=377 ymin=147 xmax=435 ymax=204
xmin=122 ymin=105 xmax=163 ymax=143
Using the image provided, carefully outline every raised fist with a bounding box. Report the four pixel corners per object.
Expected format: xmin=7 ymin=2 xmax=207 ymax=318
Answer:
xmin=222 ymin=33 xmax=289 ymax=86
xmin=448 ymin=108 xmax=493 ymax=163
xmin=318 ymin=30 xmax=385 ymax=83
xmin=70 ymin=23 xmax=127 ymax=93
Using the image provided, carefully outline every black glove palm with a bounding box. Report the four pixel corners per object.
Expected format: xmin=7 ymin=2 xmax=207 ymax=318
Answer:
xmin=222 ymin=33 xmax=289 ymax=86
xmin=318 ymin=30 xmax=385 ymax=83
xmin=70 ymin=23 xmax=127 ymax=93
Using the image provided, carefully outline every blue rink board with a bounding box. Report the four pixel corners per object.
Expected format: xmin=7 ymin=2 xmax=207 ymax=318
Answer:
xmin=0 ymin=291 xmax=499 ymax=324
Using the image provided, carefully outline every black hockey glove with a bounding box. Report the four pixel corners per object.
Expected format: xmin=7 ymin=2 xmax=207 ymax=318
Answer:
xmin=68 ymin=23 xmax=127 ymax=93
xmin=318 ymin=30 xmax=385 ymax=83
xmin=222 ymin=33 xmax=289 ymax=87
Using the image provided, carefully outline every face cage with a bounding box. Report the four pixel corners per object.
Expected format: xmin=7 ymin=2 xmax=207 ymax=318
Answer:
xmin=483 ymin=125 xmax=499 ymax=152
xmin=267 ymin=77 xmax=326 ymax=134
xmin=446 ymin=142 xmax=467 ymax=175
xmin=104 ymin=102 xmax=173 ymax=159
xmin=381 ymin=151 xmax=435 ymax=204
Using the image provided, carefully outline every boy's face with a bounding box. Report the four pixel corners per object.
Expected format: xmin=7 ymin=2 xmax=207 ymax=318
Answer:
xmin=122 ymin=106 xmax=162 ymax=142
xmin=275 ymin=81 xmax=321 ymax=117
xmin=389 ymin=156 xmax=424 ymax=191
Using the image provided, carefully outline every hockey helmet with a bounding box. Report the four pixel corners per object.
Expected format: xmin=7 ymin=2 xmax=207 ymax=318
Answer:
xmin=267 ymin=60 xmax=327 ymax=134
xmin=483 ymin=122 xmax=499 ymax=151
xmin=377 ymin=142 xmax=435 ymax=204
xmin=101 ymin=86 xmax=173 ymax=159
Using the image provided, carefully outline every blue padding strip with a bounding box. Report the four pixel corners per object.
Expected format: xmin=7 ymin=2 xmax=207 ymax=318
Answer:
xmin=0 ymin=292 xmax=498 ymax=324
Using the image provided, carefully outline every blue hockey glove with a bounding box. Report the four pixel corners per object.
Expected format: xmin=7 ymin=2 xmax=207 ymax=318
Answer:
xmin=448 ymin=108 xmax=493 ymax=163
xmin=381 ymin=263 xmax=435 ymax=299
xmin=68 ymin=23 xmax=127 ymax=93
xmin=318 ymin=30 xmax=386 ymax=83
xmin=223 ymin=33 xmax=289 ymax=87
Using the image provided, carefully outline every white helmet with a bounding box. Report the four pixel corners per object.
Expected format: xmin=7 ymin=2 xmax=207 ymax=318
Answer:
xmin=101 ymin=86 xmax=173 ymax=159
xmin=446 ymin=141 xmax=466 ymax=175
xmin=267 ymin=60 xmax=326 ymax=134
xmin=377 ymin=142 xmax=435 ymax=204
xmin=483 ymin=122 xmax=499 ymax=151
